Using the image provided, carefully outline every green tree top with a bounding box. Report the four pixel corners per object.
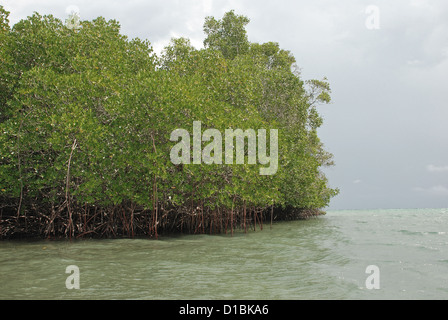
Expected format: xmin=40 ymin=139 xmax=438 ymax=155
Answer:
xmin=203 ymin=10 xmax=250 ymax=60
xmin=0 ymin=5 xmax=10 ymax=33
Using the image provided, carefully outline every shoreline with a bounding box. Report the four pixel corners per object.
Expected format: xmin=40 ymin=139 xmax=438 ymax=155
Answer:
xmin=0 ymin=205 xmax=325 ymax=240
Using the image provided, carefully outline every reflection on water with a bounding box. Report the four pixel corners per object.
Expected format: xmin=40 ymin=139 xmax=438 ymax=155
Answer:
xmin=1 ymin=209 xmax=448 ymax=300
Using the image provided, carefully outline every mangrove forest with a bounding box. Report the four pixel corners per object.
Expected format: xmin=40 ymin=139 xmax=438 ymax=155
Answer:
xmin=0 ymin=7 xmax=338 ymax=239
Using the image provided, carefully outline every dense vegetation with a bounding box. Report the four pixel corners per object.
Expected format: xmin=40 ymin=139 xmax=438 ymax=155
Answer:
xmin=0 ymin=7 xmax=338 ymax=239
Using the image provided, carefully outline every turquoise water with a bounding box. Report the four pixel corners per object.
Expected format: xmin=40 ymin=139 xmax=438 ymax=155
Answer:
xmin=1 ymin=208 xmax=447 ymax=299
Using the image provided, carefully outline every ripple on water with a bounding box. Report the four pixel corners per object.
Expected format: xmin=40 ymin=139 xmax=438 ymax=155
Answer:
xmin=1 ymin=208 xmax=448 ymax=299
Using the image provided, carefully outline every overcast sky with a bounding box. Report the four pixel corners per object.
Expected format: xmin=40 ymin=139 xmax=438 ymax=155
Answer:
xmin=3 ymin=0 xmax=448 ymax=210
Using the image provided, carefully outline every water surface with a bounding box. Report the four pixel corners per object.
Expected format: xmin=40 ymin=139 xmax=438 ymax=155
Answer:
xmin=1 ymin=208 xmax=447 ymax=299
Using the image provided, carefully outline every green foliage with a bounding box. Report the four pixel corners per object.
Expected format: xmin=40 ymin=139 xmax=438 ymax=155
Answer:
xmin=0 ymin=5 xmax=11 ymax=122
xmin=203 ymin=10 xmax=250 ymax=60
xmin=0 ymin=9 xmax=338 ymax=238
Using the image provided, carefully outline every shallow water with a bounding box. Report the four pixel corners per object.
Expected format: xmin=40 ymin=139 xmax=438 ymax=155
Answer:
xmin=1 ymin=208 xmax=448 ymax=299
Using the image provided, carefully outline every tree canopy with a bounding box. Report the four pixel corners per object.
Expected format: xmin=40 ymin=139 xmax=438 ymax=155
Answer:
xmin=0 ymin=7 xmax=338 ymax=239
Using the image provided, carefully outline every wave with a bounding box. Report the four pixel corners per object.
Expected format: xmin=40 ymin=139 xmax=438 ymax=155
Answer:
xmin=398 ymin=230 xmax=446 ymax=236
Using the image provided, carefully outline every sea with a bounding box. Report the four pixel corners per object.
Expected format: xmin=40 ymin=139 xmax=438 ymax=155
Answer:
xmin=1 ymin=208 xmax=447 ymax=300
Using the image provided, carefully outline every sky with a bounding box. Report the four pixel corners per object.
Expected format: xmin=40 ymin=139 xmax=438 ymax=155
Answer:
xmin=2 ymin=0 xmax=448 ymax=210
